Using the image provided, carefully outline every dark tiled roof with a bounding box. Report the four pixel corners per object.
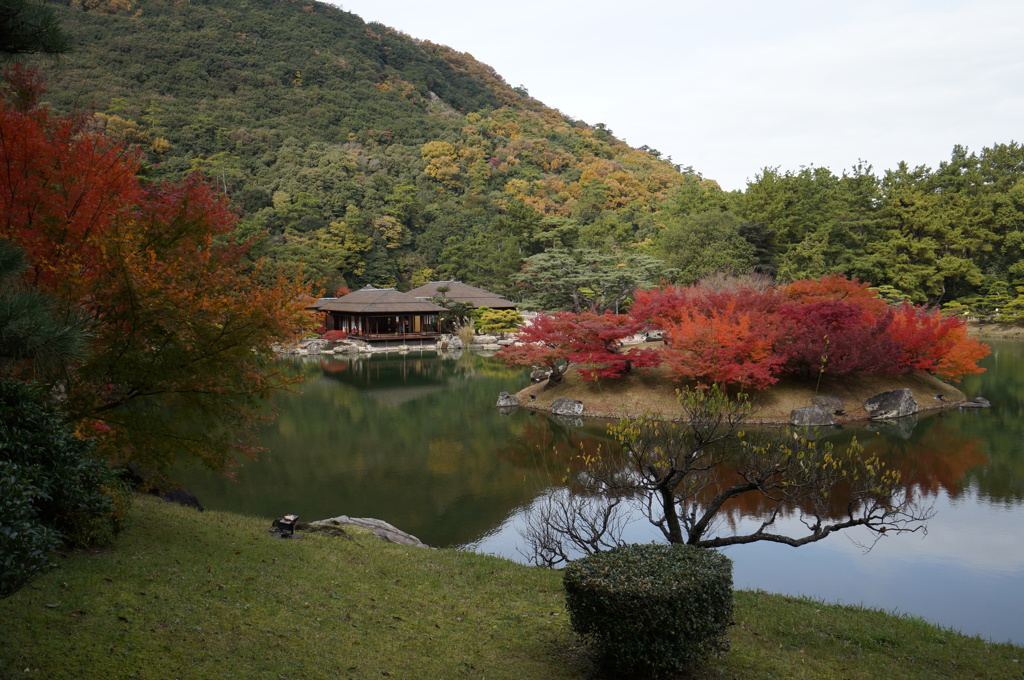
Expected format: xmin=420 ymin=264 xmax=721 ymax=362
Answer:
xmin=405 ymin=281 xmax=516 ymax=309
xmin=316 ymin=287 xmax=445 ymax=314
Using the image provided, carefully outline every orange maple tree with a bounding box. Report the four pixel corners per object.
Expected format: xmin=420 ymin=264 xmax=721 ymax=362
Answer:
xmin=887 ymin=304 xmax=988 ymax=379
xmin=655 ymin=288 xmax=792 ymax=389
xmin=1 ymin=66 xmax=313 ymax=474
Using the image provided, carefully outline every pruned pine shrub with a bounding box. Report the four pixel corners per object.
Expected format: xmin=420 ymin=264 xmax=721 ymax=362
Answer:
xmin=563 ymin=543 xmax=733 ymax=678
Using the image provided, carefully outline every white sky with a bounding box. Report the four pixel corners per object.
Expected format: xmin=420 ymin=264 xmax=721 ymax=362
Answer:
xmin=326 ymin=0 xmax=1024 ymax=191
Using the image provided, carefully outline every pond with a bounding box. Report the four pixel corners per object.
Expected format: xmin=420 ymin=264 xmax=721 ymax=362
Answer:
xmin=178 ymin=341 xmax=1024 ymax=645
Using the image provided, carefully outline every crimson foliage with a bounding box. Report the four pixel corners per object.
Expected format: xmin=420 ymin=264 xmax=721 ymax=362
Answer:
xmin=499 ymin=312 xmax=659 ymax=383
xmin=631 ymin=275 xmax=988 ymax=388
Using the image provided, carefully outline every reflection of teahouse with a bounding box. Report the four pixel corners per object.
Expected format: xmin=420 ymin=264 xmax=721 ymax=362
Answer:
xmin=315 ymin=287 xmax=444 ymax=340
xmin=405 ymin=280 xmax=517 ymax=310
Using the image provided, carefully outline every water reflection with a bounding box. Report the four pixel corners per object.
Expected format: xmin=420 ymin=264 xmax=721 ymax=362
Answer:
xmin=178 ymin=343 xmax=1024 ymax=645
xmin=178 ymin=351 xmax=613 ymax=547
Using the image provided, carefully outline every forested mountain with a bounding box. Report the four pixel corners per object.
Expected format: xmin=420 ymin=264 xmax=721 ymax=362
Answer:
xmin=21 ymin=0 xmax=1024 ymax=311
xmin=26 ymin=0 xmax=700 ymax=296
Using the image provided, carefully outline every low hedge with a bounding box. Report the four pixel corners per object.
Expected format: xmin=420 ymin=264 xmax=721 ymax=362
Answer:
xmin=563 ymin=542 xmax=733 ymax=678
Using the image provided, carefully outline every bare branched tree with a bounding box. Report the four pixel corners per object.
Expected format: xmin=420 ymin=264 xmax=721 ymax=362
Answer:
xmin=521 ymin=386 xmax=932 ymax=565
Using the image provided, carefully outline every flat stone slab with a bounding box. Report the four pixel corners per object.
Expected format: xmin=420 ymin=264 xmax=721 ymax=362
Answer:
xmin=308 ymin=516 xmax=427 ymax=548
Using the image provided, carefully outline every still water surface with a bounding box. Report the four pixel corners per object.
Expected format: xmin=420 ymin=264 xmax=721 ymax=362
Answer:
xmin=179 ymin=342 xmax=1024 ymax=645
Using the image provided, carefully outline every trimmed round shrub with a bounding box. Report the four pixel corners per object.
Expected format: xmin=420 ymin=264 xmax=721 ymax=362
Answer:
xmin=563 ymin=543 xmax=733 ymax=678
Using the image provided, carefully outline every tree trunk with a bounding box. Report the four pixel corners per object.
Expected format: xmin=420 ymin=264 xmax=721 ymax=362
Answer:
xmin=660 ymin=486 xmax=684 ymax=544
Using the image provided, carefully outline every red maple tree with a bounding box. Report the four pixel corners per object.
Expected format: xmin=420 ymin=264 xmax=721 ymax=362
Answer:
xmin=1 ymin=67 xmax=314 ymax=474
xmin=887 ymin=304 xmax=988 ymax=379
xmin=499 ymin=312 xmax=660 ymax=385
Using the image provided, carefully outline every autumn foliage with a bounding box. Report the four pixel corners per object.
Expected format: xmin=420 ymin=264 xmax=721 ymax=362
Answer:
xmin=503 ymin=274 xmax=989 ymax=390
xmin=633 ymin=286 xmax=792 ymax=389
xmin=1 ymin=66 xmax=313 ymax=474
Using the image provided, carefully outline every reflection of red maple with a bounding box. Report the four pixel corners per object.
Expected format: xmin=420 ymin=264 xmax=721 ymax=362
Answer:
xmin=320 ymin=361 xmax=348 ymax=374
xmin=865 ymin=420 xmax=989 ymax=499
xmin=699 ymin=420 xmax=988 ymax=522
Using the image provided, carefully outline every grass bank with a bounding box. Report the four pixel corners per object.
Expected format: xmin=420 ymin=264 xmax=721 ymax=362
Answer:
xmin=1 ymin=496 xmax=1019 ymax=679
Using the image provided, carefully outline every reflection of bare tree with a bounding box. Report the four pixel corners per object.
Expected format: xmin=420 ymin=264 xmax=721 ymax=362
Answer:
xmin=522 ymin=387 xmax=933 ymax=566
xmin=519 ymin=489 xmax=630 ymax=567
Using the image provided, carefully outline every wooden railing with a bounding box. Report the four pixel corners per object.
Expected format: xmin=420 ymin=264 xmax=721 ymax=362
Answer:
xmin=350 ymin=331 xmax=441 ymax=341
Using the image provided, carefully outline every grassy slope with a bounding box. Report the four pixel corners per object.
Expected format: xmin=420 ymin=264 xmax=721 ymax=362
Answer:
xmin=1 ymin=496 xmax=1019 ymax=679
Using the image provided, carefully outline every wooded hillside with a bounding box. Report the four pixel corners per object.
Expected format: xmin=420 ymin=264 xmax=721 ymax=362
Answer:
xmin=23 ymin=0 xmax=1024 ymax=314
xmin=28 ymin=0 xmax=693 ymax=296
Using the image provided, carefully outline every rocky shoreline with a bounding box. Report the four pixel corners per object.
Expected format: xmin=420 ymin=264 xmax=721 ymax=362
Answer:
xmin=278 ymin=333 xmax=518 ymax=356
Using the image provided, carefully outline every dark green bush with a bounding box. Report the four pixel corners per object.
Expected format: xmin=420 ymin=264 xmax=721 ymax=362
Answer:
xmin=0 ymin=378 xmax=131 ymax=596
xmin=0 ymin=461 xmax=62 ymax=598
xmin=563 ymin=543 xmax=733 ymax=678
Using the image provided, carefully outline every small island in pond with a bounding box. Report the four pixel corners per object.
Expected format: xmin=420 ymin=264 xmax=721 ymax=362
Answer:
xmin=499 ymin=276 xmax=991 ymax=425
xmin=514 ymin=365 xmax=967 ymax=425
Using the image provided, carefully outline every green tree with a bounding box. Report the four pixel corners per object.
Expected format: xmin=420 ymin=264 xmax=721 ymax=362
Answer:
xmin=1 ymin=378 xmax=131 ymax=598
xmin=657 ymin=210 xmax=756 ymax=284
xmin=0 ymin=240 xmax=88 ymax=379
xmin=474 ymin=307 xmax=523 ymax=334
xmin=1 ymin=0 xmax=68 ymax=58
xmin=866 ymin=161 xmax=985 ymax=303
xmin=514 ymin=247 xmax=665 ymax=313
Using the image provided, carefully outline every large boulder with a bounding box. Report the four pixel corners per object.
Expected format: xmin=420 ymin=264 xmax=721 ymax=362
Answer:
xmin=790 ymin=405 xmax=836 ymax=427
xmin=551 ymin=397 xmax=585 ymax=417
xmin=865 ymin=388 xmax=918 ymax=420
xmin=438 ymin=334 xmax=464 ymax=350
xmin=810 ymin=395 xmax=845 ymax=414
xmin=496 ymin=391 xmax=520 ymax=408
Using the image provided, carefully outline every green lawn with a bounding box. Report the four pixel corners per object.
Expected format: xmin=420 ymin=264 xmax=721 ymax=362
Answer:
xmin=1 ymin=496 xmax=1019 ymax=679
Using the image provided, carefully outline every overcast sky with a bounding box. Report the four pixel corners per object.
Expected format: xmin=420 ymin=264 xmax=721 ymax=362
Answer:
xmin=326 ymin=0 xmax=1024 ymax=191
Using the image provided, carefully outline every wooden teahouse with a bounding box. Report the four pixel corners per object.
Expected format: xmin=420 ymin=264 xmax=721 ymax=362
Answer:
xmin=315 ymin=287 xmax=445 ymax=341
